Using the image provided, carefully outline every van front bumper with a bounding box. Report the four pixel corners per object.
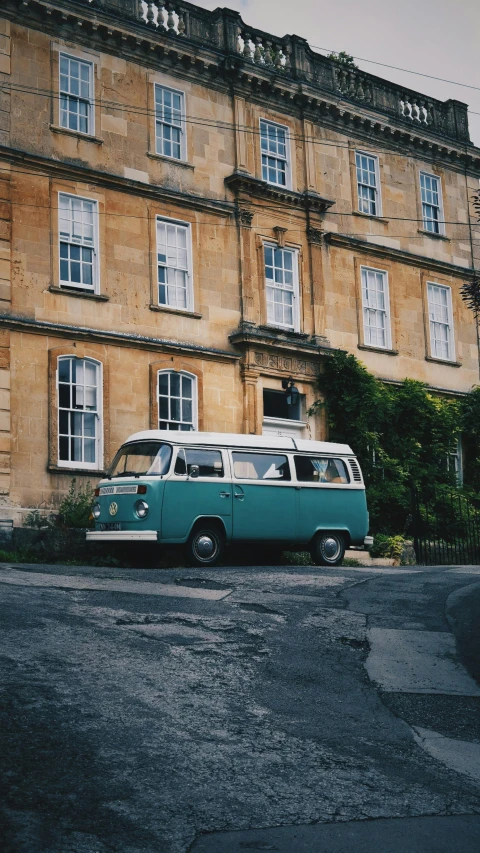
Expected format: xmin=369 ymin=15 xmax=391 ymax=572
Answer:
xmin=86 ymin=530 xmax=159 ymax=542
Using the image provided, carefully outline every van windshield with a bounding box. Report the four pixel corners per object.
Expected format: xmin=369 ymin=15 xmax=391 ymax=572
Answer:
xmin=108 ymin=442 xmax=172 ymax=478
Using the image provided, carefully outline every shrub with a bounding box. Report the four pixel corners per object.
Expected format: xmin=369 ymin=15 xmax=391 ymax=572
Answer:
xmin=370 ymin=534 xmax=405 ymax=561
xmin=327 ymin=51 xmax=358 ymax=69
xmin=57 ymin=479 xmax=95 ymax=529
xmin=0 ymin=547 xmax=41 ymax=563
xmin=24 ymin=509 xmax=55 ymax=529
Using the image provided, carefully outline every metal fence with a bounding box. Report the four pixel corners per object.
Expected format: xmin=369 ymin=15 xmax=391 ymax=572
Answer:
xmin=411 ymin=487 xmax=480 ymax=566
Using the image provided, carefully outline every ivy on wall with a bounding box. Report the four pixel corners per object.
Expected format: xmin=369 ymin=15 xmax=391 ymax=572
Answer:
xmin=310 ymin=351 xmax=480 ymax=534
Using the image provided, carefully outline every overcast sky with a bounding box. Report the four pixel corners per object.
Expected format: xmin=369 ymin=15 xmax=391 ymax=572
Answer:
xmin=195 ymin=0 xmax=480 ymax=148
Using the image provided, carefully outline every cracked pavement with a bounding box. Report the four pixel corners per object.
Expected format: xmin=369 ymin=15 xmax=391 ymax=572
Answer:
xmin=0 ymin=561 xmax=479 ymax=852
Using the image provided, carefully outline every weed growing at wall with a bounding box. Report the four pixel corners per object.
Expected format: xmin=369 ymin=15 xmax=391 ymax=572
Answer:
xmin=57 ymin=479 xmax=95 ymax=529
xmin=25 ymin=479 xmax=95 ymax=530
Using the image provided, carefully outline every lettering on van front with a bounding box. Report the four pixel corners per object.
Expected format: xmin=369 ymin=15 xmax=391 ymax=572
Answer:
xmin=254 ymin=352 xmax=319 ymax=376
xmin=99 ymin=485 xmax=140 ymax=496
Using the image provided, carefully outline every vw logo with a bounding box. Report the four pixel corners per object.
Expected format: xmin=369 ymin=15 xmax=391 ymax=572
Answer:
xmin=109 ymin=501 xmax=118 ymax=517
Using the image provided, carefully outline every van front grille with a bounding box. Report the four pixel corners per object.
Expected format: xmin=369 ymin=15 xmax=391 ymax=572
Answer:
xmin=348 ymin=458 xmax=362 ymax=482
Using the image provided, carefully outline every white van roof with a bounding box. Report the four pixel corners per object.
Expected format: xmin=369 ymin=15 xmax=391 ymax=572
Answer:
xmin=124 ymin=430 xmax=354 ymax=456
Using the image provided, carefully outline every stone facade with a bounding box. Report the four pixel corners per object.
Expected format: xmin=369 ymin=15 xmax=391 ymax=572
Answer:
xmin=0 ymin=0 xmax=479 ymax=521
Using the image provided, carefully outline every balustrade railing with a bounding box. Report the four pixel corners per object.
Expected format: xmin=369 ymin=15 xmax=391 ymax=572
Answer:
xmin=399 ymin=92 xmax=434 ymax=127
xmin=235 ymin=27 xmax=291 ymax=72
xmin=60 ymin=0 xmax=471 ymax=142
xmin=331 ymin=64 xmax=437 ymax=128
xmin=140 ymin=1 xmax=186 ymax=36
xmin=332 ymin=66 xmax=373 ymax=103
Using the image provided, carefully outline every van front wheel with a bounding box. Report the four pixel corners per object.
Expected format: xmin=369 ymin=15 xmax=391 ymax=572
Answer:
xmin=187 ymin=525 xmax=224 ymax=567
xmin=310 ymin=532 xmax=345 ymax=567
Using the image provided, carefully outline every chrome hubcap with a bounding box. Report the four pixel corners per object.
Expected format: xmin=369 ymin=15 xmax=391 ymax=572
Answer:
xmin=321 ymin=536 xmax=340 ymax=560
xmin=195 ymin=534 xmax=216 ymax=559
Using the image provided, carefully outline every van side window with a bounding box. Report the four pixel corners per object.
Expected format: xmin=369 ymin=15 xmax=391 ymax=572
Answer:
xmin=294 ymin=456 xmax=350 ymax=484
xmin=232 ymin=452 xmax=291 ymax=481
xmin=174 ymin=448 xmax=224 ymax=477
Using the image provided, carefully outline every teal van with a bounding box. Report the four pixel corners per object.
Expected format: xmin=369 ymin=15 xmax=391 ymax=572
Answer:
xmin=87 ymin=431 xmax=372 ymax=567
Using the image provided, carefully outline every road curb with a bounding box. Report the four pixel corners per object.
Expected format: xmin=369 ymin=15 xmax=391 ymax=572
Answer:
xmin=189 ymin=815 xmax=480 ymax=852
xmin=446 ymin=582 xmax=480 ymax=687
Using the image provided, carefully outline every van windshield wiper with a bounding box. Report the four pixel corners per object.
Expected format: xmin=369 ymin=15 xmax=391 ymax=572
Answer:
xmin=113 ymin=471 xmax=141 ymax=478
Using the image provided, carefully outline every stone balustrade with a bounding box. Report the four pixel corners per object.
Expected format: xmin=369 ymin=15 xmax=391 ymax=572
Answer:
xmin=235 ymin=26 xmax=291 ymax=73
xmin=141 ymin=2 xmax=186 ymax=36
xmin=15 ymin=0 xmax=472 ymax=144
xmin=333 ymin=66 xmax=374 ymax=104
xmin=399 ymin=92 xmax=434 ymax=126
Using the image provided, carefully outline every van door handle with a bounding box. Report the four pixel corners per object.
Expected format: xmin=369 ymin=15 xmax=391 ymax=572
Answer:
xmin=234 ymin=493 xmax=245 ymax=501
xmin=219 ymin=492 xmax=230 ymax=498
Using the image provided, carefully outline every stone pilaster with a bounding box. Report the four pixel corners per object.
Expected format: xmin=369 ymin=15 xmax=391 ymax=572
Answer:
xmin=0 ymin=18 xmax=10 ymax=148
xmin=303 ymin=118 xmax=318 ymax=193
xmin=306 ymin=226 xmax=326 ymax=339
xmin=240 ymin=362 xmax=260 ymax=435
xmin=0 ymin=166 xmax=10 ymax=503
xmin=233 ymin=95 xmax=249 ymax=174
xmin=236 ymin=207 xmax=257 ymax=327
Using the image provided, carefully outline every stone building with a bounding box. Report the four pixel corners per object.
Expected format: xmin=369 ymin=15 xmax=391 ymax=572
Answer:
xmin=0 ymin=0 xmax=479 ymax=522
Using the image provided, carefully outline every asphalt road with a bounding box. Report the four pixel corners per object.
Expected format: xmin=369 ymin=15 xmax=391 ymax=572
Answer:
xmin=0 ymin=560 xmax=479 ymax=853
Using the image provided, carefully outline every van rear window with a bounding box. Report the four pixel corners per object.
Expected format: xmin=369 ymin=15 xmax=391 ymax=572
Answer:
xmin=232 ymin=452 xmax=291 ymax=481
xmin=294 ymin=456 xmax=349 ymax=484
xmin=108 ymin=442 xmax=172 ymax=478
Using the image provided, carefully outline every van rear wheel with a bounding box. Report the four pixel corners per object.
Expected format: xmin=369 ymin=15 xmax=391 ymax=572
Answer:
xmin=310 ymin=532 xmax=345 ymax=567
xmin=187 ymin=525 xmax=224 ymax=567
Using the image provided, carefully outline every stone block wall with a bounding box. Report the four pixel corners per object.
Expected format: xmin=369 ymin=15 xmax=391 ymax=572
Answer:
xmin=0 ymin=1 xmax=478 ymax=521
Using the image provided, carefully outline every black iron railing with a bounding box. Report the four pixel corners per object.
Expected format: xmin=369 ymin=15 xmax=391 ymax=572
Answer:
xmin=411 ymin=486 xmax=480 ymax=566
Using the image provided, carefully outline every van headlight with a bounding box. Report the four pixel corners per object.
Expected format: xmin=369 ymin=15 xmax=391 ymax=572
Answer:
xmin=134 ymin=500 xmax=149 ymax=519
xmin=92 ymin=503 xmax=101 ymax=519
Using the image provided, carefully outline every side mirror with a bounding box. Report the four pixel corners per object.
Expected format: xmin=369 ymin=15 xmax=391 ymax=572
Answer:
xmin=189 ymin=464 xmax=200 ymax=479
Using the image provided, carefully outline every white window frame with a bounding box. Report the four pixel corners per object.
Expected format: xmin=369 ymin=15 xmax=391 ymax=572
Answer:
xmin=156 ymin=216 xmax=193 ymax=312
xmin=58 ymin=192 xmax=99 ymax=293
xmin=157 ymin=370 xmax=198 ymax=431
xmin=426 ymin=281 xmax=455 ymax=361
xmin=420 ymin=171 xmax=445 ymax=235
xmin=59 ymin=52 xmax=95 ymax=136
xmin=154 ymin=83 xmax=186 ymax=161
xmin=264 ymin=242 xmax=300 ymax=332
xmin=355 ymin=151 xmax=382 ymax=217
xmin=360 ymin=266 xmax=392 ymax=350
xmin=259 ymin=118 xmax=292 ymax=189
xmin=447 ymin=435 xmax=463 ymax=486
xmin=57 ymin=356 xmax=103 ymax=470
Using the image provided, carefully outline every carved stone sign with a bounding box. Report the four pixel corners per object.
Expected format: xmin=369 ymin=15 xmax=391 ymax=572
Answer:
xmin=254 ymin=351 xmax=319 ymax=376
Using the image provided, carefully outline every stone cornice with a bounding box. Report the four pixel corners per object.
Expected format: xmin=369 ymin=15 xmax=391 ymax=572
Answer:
xmin=0 ymin=145 xmax=235 ymax=217
xmin=380 ymin=377 xmax=469 ymax=397
xmin=2 ymin=0 xmax=480 ymax=175
xmin=229 ymin=323 xmax=331 ymax=356
xmin=325 ymin=233 xmax=476 ymax=279
xmin=225 ymin=172 xmax=335 ymax=214
xmin=0 ymin=314 xmax=240 ymax=361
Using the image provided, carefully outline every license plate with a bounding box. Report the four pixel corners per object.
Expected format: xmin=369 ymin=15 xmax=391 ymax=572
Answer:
xmin=99 ymin=522 xmax=122 ymax=531
xmin=99 ymin=485 xmax=139 ymax=496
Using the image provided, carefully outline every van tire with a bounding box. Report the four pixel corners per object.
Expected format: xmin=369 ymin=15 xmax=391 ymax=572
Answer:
xmin=310 ymin=532 xmax=346 ymax=567
xmin=187 ymin=524 xmax=225 ymax=567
